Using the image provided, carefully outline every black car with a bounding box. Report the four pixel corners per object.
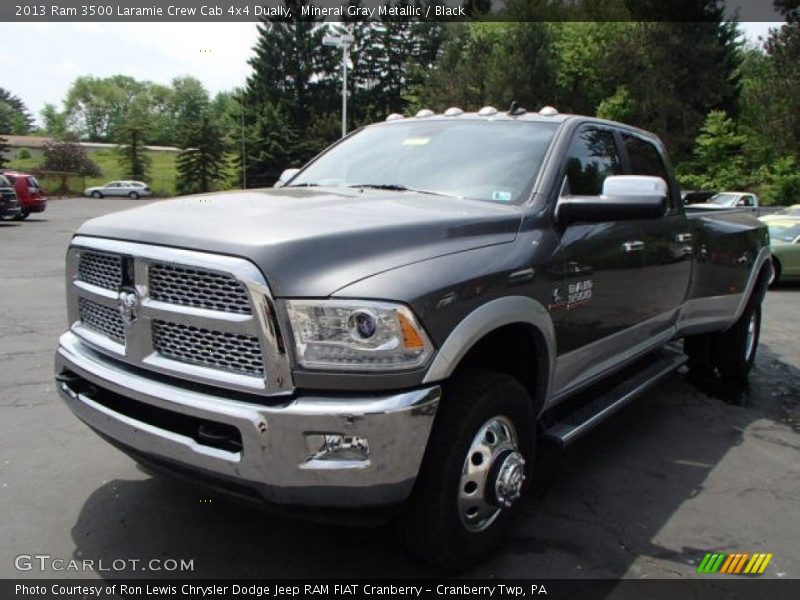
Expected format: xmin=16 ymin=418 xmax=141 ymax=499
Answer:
xmin=0 ymin=174 xmax=21 ymax=220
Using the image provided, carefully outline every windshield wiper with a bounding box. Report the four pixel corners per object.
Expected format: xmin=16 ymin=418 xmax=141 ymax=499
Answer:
xmin=285 ymin=182 xmax=320 ymax=187
xmin=347 ymin=183 xmax=452 ymax=197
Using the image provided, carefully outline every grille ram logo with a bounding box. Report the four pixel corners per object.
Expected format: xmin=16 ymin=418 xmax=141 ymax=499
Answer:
xmin=118 ymin=290 xmax=139 ymax=325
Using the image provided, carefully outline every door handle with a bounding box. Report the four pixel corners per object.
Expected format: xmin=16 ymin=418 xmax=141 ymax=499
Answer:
xmin=675 ymin=233 xmax=693 ymax=243
xmin=622 ymin=241 xmax=645 ymax=253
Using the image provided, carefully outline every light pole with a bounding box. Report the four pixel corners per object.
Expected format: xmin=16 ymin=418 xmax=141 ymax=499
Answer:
xmin=323 ymin=30 xmax=354 ymax=138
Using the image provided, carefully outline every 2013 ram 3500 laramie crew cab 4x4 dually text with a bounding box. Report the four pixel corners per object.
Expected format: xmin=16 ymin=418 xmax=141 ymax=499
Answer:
xmin=55 ymin=106 xmax=771 ymax=570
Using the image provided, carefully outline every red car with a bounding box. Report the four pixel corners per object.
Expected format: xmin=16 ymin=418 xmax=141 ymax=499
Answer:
xmin=2 ymin=171 xmax=46 ymax=219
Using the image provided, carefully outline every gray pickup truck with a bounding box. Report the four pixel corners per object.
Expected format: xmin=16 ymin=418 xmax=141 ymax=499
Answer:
xmin=55 ymin=106 xmax=771 ymax=570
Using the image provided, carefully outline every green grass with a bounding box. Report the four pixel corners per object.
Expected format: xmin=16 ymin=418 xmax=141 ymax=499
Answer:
xmin=8 ymin=145 xmax=242 ymax=197
xmin=8 ymin=148 xmax=182 ymax=197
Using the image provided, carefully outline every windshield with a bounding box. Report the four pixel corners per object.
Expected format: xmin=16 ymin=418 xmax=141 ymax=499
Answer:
xmin=768 ymin=221 xmax=800 ymax=243
xmin=708 ymin=193 xmax=738 ymax=206
xmin=289 ymin=120 xmax=558 ymax=204
xmin=0 ymin=175 xmax=10 ymax=187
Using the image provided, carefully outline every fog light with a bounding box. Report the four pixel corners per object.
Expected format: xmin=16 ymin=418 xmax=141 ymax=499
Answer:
xmin=306 ymin=433 xmax=370 ymax=462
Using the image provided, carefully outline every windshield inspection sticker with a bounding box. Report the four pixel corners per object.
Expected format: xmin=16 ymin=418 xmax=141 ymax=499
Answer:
xmin=492 ymin=190 xmax=513 ymax=202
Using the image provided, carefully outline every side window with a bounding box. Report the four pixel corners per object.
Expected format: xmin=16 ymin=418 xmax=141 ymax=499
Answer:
xmin=740 ymin=195 xmax=755 ymax=207
xmin=622 ymin=133 xmax=674 ymax=204
xmin=564 ymin=128 xmax=622 ymax=196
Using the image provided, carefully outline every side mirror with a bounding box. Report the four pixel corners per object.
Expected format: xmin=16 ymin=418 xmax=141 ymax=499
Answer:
xmin=557 ymin=176 xmax=668 ymax=223
xmin=274 ymin=168 xmax=300 ymax=188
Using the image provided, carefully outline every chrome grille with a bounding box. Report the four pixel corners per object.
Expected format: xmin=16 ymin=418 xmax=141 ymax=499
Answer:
xmin=68 ymin=237 xmax=292 ymax=395
xmin=149 ymin=264 xmax=251 ymax=314
xmin=78 ymin=298 xmax=125 ymax=344
xmin=152 ymin=320 xmax=264 ymax=377
xmin=78 ymin=251 xmax=123 ymax=290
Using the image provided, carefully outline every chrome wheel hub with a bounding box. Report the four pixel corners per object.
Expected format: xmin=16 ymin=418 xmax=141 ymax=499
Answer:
xmin=457 ymin=415 xmax=525 ymax=532
xmin=494 ymin=451 xmax=526 ymax=508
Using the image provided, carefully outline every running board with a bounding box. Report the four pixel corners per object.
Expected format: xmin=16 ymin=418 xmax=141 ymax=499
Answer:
xmin=543 ymin=348 xmax=687 ymax=447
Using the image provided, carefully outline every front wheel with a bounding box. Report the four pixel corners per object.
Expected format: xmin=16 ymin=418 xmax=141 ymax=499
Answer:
xmin=91 ymin=191 xmax=102 ymax=199
xmin=397 ymin=369 xmax=535 ymax=571
xmin=13 ymin=211 xmax=29 ymax=221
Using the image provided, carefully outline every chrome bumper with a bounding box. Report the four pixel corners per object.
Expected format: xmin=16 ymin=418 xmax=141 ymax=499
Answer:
xmin=55 ymin=331 xmax=440 ymax=507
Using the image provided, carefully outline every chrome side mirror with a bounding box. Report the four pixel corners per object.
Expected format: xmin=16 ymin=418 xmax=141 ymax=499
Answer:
xmin=602 ymin=175 xmax=668 ymax=198
xmin=274 ymin=168 xmax=301 ymax=188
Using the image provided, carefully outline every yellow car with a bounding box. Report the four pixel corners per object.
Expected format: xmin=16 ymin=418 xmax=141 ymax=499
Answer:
xmin=761 ymin=215 xmax=800 ymax=284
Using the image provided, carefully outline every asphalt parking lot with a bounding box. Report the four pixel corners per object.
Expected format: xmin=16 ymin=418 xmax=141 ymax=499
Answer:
xmin=1 ymin=197 xmax=798 ymax=580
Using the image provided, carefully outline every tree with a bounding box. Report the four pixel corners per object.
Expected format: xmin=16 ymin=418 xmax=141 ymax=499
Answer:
xmin=41 ymin=103 xmax=69 ymax=138
xmin=762 ymin=15 xmax=800 ymax=158
xmin=0 ymin=108 xmax=10 ymax=169
xmin=167 ymin=76 xmax=211 ymax=144
xmin=64 ymin=75 xmax=150 ymax=141
xmin=246 ymin=103 xmax=299 ymax=188
xmin=680 ymin=110 xmax=748 ymax=190
xmin=176 ymin=116 xmax=228 ymax=195
xmin=421 ymin=22 xmax=555 ymax=111
xmin=0 ymin=88 xmax=34 ymax=134
xmin=41 ymin=137 xmax=102 ymax=194
xmin=116 ymin=122 xmax=151 ymax=181
xmin=240 ymin=1 xmax=334 ymax=185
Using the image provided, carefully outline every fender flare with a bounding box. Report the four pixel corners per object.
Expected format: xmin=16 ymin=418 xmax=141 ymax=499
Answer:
xmin=422 ymin=296 xmax=556 ymax=413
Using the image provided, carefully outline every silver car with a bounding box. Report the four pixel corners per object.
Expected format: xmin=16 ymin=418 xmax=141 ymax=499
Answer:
xmin=84 ymin=180 xmax=152 ymax=199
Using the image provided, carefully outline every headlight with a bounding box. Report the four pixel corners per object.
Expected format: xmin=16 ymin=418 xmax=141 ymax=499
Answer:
xmin=285 ymin=300 xmax=434 ymax=371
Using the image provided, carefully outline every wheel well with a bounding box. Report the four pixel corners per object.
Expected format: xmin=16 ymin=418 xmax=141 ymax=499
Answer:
xmin=454 ymin=323 xmax=549 ymax=416
xmin=754 ymin=259 xmax=773 ymax=301
xmin=772 ymin=256 xmax=782 ymax=278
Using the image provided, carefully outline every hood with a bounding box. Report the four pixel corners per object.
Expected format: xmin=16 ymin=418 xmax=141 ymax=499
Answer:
xmin=76 ymin=187 xmax=522 ymax=297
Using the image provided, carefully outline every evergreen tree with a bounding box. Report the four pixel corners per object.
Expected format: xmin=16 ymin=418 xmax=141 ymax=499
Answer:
xmin=0 ymin=88 xmax=34 ymax=134
xmin=682 ymin=110 xmax=748 ymax=190
xmin=763 ymin=10 xmax=800 ymax=158
xmin=176 ymin=116 xmax=228 ymax=195
xmin=116 ymin=122 xmax=151 ymax=182
xmin=239 ymin=1 xmax=333 ymax=186
xmin=599 ymin=2 xmax=742 ymax=162
xmin=0 ymin=106 xmax=12 ymax=169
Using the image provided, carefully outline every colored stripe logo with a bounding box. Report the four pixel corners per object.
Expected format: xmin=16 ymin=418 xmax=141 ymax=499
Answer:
xmin=697 ymin=552 xmax=773 ymax=574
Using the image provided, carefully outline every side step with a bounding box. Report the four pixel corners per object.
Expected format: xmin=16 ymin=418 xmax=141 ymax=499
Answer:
xmin=543 ymin=347 xmax=687 ymax=447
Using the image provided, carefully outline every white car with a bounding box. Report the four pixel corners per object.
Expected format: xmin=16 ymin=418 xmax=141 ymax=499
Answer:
xmin=84 ymin=181 xmax=152 ymax=199
xmin=689 ymin=191 xmax=759 ymax=212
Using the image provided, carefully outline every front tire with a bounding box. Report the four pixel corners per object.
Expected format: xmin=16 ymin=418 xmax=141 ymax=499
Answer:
xmin=13 ymin=211 xmax=29 ymax=221
xmin=397 ymin=369 xmax=535 ymax=571
xmin=91 ymin=191 xmax=102 ymax=199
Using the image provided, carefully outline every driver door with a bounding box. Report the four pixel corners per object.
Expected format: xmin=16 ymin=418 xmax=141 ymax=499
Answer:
xmin=552 ymin=125 xmax=650 ymax=395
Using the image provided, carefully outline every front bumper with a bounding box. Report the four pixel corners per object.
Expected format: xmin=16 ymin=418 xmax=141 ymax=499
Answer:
xmin=55 ymin=331 xmax=440 ymax=508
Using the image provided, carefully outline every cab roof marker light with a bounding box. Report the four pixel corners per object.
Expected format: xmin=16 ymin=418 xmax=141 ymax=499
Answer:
xmin=386 ymin=113 xmax=404 ymax=121
xmin=478 ymin=106 xmax=498 ymax=117
xmin=539 ymin=106 xmax=559 ymax=116
xmin=444 ymin=107 xmax=464 ymax=117
xmin=415 ymin=109 xmax=435 ymax=118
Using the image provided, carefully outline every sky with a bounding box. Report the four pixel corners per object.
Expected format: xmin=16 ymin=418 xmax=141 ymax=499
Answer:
xmin=0 ymin=21 xmax=783 ymax=127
